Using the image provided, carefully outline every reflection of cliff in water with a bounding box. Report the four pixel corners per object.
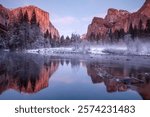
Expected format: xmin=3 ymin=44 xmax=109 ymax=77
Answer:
xmin=0 ymin=52 xmax=59 ymax=94
xmin=87 ymin=62 xmax=150 ymax=100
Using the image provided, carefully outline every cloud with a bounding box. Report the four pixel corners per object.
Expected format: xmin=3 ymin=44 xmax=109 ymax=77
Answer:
xmin=52 ymin=15 xmax=82 ymax=36
xmin=51 ymin=13 xmax=107 ymax=36
xmin=53 ymin=16 xmax=79 ymax=26
xmin=81 ymin=13 xmax=106 ymax=22
xmin=81 ymin=17 xmax=93 ymax=22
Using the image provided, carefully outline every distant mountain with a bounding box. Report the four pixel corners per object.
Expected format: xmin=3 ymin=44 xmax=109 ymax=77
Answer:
xmin=86 ymin=0 xmax=150 ymax=40
xmin=0 ymin=4 xmax=59 ymax=49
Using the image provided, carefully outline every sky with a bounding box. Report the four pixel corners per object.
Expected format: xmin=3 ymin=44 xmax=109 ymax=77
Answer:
xmin=0 ymin=0 xmax=145 ymax=37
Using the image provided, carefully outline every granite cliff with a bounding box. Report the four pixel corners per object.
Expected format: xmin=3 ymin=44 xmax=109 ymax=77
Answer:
xmin=10 ymin=5 xmax=59 ymax=38
xmin=86 ymin=0 xmax=150 ymax=40
xmin=0 ymin=4 xmax=59 ymax=49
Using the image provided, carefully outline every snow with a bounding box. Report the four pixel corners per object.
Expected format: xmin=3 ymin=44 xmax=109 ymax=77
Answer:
xmin=89 ymin=47 xmax=105 ymax=55
xmin=26 ymin=47 xmax=106 ymax=55
xmin=26 ymin=45 xmax=150 ymax=56
xmin=26 ymin=38 xmax=150 ymax=56
xmin=26 ymin=47 xmax=74 ymax=55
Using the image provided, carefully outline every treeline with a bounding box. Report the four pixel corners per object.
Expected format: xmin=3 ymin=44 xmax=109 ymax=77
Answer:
xmin=110 ymin=19 xmax=150 ymax=41
xmin=0 ymin=9 xmax=81 ymax=50
xmin=128 ymin=19 xmax=150 ymax=39
xmin=3 ymin=9 xmax=60 ymax=50
xmin=88 ymin=19 xmax=150 ymax=42
xmin=7 ymin=9 xmax=41 ymax=50
xmin=48 ymin=33 xmax=81 ymax=47
xmin=18 ymin=9 xmax=38 ymax=25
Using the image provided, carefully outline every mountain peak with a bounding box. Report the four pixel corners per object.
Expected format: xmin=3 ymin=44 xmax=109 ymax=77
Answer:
xmin=146 ymin=0 xmax=150 ymax=2
xmin=138 ymin=0 xmax=150 ymax=17
xmin=105 ymin=8 xmax=130 ymax=23
xmin=9 ymin=5 xmax=59 ymax=38
xmin=86 ymin=0 xmax=150 ymax=40
xmin=12 ymin=5 xmax=49 ymax=15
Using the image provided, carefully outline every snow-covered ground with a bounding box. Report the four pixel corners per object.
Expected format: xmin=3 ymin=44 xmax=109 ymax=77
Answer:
xmin=26 ymin=47 xmax=107 ymax=55
xmin=26 ymin=45 xmax=150 ymax=56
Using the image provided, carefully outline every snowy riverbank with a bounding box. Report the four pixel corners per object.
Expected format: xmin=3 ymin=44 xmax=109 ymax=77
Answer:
xmin=26 ymin=45 xmax=150 ymax=56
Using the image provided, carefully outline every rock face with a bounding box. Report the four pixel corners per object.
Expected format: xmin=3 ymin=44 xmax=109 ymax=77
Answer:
xmin=10 ymin=6 xmax=59 ymax=38
xmin=87 ymin=17 xmax=110 ymax=39
xmin=105 ymin=9 xmax=130 ymax=23
xmin=86 ymin=0 xmax=150 ymax=40
xmin=106 ymin=9 xmax=130 ymax=33
xmin=138 ymin=0 xmax=150 ymax=17
xmin=86 ymin=62 xmax=150 ymax=99
xmin=0 ymin=53 xmax=59 ymax=94
xmin=0 ymin=4 xmax=9 ymax=26
xmin=0 ymin=4 xmax=59 ymax=43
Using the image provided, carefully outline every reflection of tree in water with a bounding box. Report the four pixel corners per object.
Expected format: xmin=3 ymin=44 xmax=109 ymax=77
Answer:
xmin=58 ymin=58 xmax=80 ymax=68
xmin=60 ymin=59 xmax=70 ymax=66
xmin=0 ymin=52 xmax=59 ymax=94
xmin=59 ymin=58 xmax=81 ymax=73
xmin=60 ymin=59 xmax=64 ymax=66
xmin=70 ymin=59 xmax=80 ymax=68
xmin=65 ymin=59 xmax=70 ymax=65
xmin=87 ymin=62 xmax=150 ymax=99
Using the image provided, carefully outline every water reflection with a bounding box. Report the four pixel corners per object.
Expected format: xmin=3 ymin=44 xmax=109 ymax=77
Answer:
xmin=87 ymin=61 xmax=150 ymax=99
xmin=0 ymin=52 xmax=59 ymax=94
xmin=0 ymin=51 xmax=150 ymax=100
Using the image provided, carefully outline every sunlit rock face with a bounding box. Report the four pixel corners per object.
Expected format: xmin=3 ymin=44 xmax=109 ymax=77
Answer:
xmin=86 ymin=17 xmax=110 ymax=40
xmin=105 ymin=8 xmax=130 ymax=23
xmin=86 ymin=62 xmax=150 ymax=99
xmin=138 ymin=0 xmax=150 ymax=17
xmin=86 ymin=0 xmax=150 ymax=40
xmin=0 ymin=4 xmax=9 ymax=26
xmin=129 ymin=0 xmax=150 ymax=29
xmin=0 ymin=53 xmax=59 ymax=94
xmin=10 ymin=5 xmax=59 ymax=39
xmin=106 ymin=9 xmax=130 ymax=33
xmin=0 ymin=4 xmax=59 ymax=39
xmin=86 ymin=9 xmax=130 ymax=39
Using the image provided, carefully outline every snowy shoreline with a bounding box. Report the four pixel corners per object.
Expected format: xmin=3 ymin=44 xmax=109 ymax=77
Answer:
xmin=25 ymin=47 xmax=150 ymax=57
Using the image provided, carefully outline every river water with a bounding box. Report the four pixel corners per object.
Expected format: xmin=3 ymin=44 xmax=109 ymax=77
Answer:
xmin=0 ymin=51 xmax=150 ymax=100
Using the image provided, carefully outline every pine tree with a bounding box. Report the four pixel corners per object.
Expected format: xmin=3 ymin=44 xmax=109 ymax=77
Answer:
xmin=138 ymin=19 xmax=143 ymax=32
xmin=44 ymin=30 xmax=49 ymax=38
xmin=96 ymin=34 xmax=100 ymax=42
xmin=113 ymin=30 xmax=120 ymax=41
xmin=31 ymin=10 xmax=37 ymax=24
xmin=109 ymin=28 xmax=113 ymax=41
xmin=120 ymin=28 xmax=125 ymax=39
xmin=134 ymin=25 xmax=138 ymax=38
xmin=60 ymin=35 xmax=64 ymax=45
xmin=90 ymin=33 xmax=95 ymax=41
xmin=24 ymin=11 xmax=29 ymax=23
xmin=18 ymin=10 xmax=24 ymax=23
xmin=49 ymin=32 xmax=52 ymax=39
xmin=66 ymin=36 xmax=70 ymax=40
xmin=129 ymin=23 xmax=135 ymax=39
xmin=60 ymin=35 xmax=64 ymax=40
xmin=138 ymin=19 xmax=143 ymax=36
xmin=146 ymin=19 xmax=150 ymax=33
